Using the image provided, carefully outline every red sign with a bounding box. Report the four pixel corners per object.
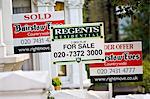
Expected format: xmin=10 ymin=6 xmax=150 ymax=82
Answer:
xmin=13 ymin=20 xmax=64 ymax=38
xmin=90 ymin=41 xmax=143 ymax=82
xmin=12 ymin=11 xmax=64 ymax=54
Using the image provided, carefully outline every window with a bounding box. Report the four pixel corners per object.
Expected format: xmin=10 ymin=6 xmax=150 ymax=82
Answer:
xmin=58 ymin=65 xmax=67 ymax=76
xmin=12 ymin=0 xmax=31 ymax=14
xmin=55 ymin=2 xmax=64 ymax=11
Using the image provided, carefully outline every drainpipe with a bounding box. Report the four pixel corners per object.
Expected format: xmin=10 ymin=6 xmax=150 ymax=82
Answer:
xmin=0 ymin=0 xmax=6 ymax=58
xmin=2 ymin=0 xmax=14 ymax=55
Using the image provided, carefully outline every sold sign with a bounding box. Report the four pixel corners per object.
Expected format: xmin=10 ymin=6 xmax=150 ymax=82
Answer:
xmin=24 ymin=13 xmax=51 ymax=21
xmin=12 ymin=11 xmax=64 ymax=54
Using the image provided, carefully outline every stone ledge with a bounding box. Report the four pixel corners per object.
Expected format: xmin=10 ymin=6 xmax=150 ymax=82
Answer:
xmin=0 ymin=54 xmax=29 ymax=64
xmin=0 ymin=54 xmax=29 ymax=72
xmin=62 ymin=79 xmax=92 ymax=89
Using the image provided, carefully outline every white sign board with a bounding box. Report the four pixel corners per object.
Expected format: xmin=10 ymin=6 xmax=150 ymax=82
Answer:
xmin=12 ymin=11 xmax=64 ymax=54
xmin=51 ymin=23 xmax=105 ymax=64
xmin=90 ymin=41 xmax=143 ymax=82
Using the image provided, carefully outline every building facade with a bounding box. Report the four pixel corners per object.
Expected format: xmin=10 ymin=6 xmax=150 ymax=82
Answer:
xmin=0 ymin=0 xmax=29 ymax=72
xmin=0 ymin=0 xmax=90 ymax=89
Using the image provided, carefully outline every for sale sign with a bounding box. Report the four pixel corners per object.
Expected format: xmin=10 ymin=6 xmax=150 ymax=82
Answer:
xmin=90 ymin=41 xmax=143 ymax=83
xmin=12 ymin=11 xmax=64 ymax=54
xmin=51 ymin=23 xmax=105 ymax=64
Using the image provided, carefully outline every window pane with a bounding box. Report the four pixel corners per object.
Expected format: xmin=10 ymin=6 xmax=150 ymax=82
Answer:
xmin=55 ymin=2 xmax=64 ymax=11
xmin=12 ymin=0 xmax=31 ymax=14
xmin=58 ymin=65 xmax=67 ymax=76
xmin=13 ymin=7 xmax=31 ymax=14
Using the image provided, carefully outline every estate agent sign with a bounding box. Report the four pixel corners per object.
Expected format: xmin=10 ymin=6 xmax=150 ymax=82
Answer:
xmin=51 ymin=23 xmax=105 ymax=64
xmin=12 ymin=11 xmax=64 ymax=54
xmin=90 ymin=41 xmax=143 ymax=83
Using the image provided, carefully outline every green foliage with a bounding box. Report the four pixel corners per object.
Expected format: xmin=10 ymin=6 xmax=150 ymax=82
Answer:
xmin=49 ymin=97 xmax=55 ymax=99
xmin=142 ymin=55 xmax=150 ymax=92
xmin=52 ymin=77 xmax=62 ymax=86
xmin=123 ymin=3 xmax=149 ymax=57
xmin=112 ymin=0 xmax=150 ymax=58
xmin=83 ymin=0 xmax=150 ymax=93
xmin=112 ymin=0 xmax=148 ymax=18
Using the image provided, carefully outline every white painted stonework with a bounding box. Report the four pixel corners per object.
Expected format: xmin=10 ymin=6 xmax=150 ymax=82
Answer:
xmin=0 ymin=0 xmax=29 ymax=72
xmin=64 ymin=0 xmax=90 ymax=88
xmin=0 ymin=71 xmax=49 ymax=99
xmin=0 ymin=0 xmax=90 ymax=89
xmin=31 ymin=0 xmax=90 ymax=88
xmin=51 ymin=90 xmax=109 ymax=99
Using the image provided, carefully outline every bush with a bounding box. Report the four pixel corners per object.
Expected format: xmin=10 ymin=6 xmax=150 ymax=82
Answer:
xmin=52 ymin=77 xmax=62 ymax=86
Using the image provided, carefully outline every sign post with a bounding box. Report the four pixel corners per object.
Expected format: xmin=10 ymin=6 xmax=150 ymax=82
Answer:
xmin=76 ymin=57 xmax=83 ymax=90
xmin=109 ymin=83 xmax=113 ymax=99
xmin=89 ymin=41 xmax=143 ymax=98
xmin=51 ymin=22 xmax=105 ymax=89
